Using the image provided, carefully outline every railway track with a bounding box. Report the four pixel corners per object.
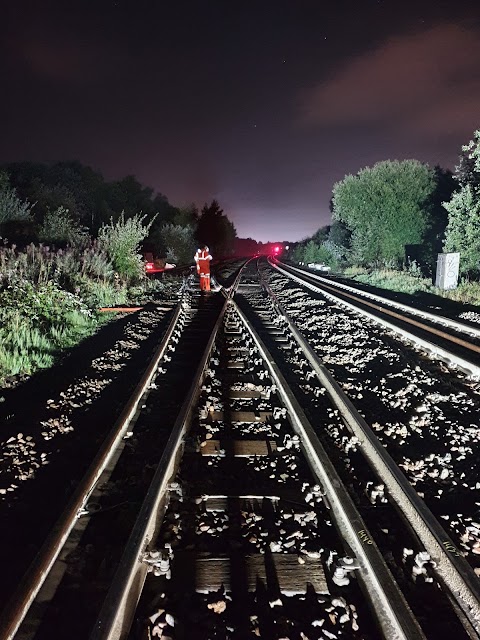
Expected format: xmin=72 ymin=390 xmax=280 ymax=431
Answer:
xmin=2 ymin=260 xmax=480 ymax=639
xmin=258 ymin=260 xmax=480 ymax=559
xmin=273 ymin=260 xmax=480 ymax=379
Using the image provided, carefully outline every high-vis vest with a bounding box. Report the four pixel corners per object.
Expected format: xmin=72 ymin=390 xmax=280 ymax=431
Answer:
xmin=194 ymin=248 xmax=212 ymax=274
xmin=194 ymin=248 xmax=212 ymax=291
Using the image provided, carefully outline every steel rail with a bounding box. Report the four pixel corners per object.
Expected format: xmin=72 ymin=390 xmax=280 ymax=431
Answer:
xmin=282 ymin=261 xmax=480 ymax=340
xmin=232 ymin=299 xmax=425 ymax=640
xmin=0 ymin=298 xmax=188 ymax=640
xmin=272 ymin=261 xmax=480 ymax=379
xmin=283 ymin=264 xmax=480 ymax=354
xmin=260 ymin=275 xmax=480 ymax=636
xmin=89 ymin=271 xmax=244 ymax=640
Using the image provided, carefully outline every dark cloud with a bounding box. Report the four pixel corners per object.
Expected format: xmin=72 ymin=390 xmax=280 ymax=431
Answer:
xmin=3 ymin=16 xmax=133 ymax=85
xmin=299 ymin=24 xmax=480 ymax=139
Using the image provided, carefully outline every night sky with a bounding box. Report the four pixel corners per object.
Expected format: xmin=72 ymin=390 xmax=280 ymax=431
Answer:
xmin=1 ymin=0 xmax=479 ymax=242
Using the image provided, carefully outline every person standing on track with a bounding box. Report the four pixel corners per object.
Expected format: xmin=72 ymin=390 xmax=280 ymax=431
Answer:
xmin=194 ymin=245 xmax=213 ymax=292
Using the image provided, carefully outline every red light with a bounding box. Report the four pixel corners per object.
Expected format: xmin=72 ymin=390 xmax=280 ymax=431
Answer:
xmin=145 ymin=262 xmax=154 ymax=270
xmin=274 ymin=246 xmax=280 ymax=253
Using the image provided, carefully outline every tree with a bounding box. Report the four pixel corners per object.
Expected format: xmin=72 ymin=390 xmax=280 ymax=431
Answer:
xmin=0 ymin=172 xmax=36 ymax=245
xmin=328 ymin=220 xmax=350 ymax=248
xmin=302 ymin=241 xmax=318 ymax=264
xmin=455 ymin=129 xmax=480 ymax=187
xmin=159 ymin=223 xmax=196 ymax=265
xmin=295 ymin=239 xmax=339 ymax=269
xmin=234 ymin=237 xmax=260 ymax=256
xmin=422 ymin=166 xmax=456 ymax=265
xmin=311 ymin=225 xmax=330 ymax=245
xmin=4 ymin=161 xmax=105 ymax=230
xmin=325 ymin=221 xmax=351 ymax=266
xmin=2 ymin=161 xmax=178 ymax=236
xmin=443 ymin=130 xmax=480 ymax=275
xmin=38 ymin=206 xmax=89 ymax=247
xmin=173 ymin=204 xmax=199 ymax=227
xmin=196 ymin=200 xmax=237 ymax=256
xmin=106 ymin=175 xmax=155 ymax=221
xmin=0 ymin=172 xmax=34 ymax=224
xmin=332 ymin=160 xmax=436 ymax=266
xmin=443 ymin=187 xmax=480 ymax=274
xmin=292 ymin=244 xmax=305 ymax=263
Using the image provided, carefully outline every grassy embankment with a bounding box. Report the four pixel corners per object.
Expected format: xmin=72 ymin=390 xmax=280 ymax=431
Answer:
xmin=0 ymin=242 xmax=176 ymax=388
xmin=343 ymin=266 xmax=480 ymax=306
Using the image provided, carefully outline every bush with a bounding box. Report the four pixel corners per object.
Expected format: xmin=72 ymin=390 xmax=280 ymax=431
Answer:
xmin=38 ymin=206 xmax=89 ymax=247
xmin=79 ymin=242 xmax=115 ymax=279
xmin=0 ymin=281 xmax=96 ymax=383
xmin=0 ymin=241 xmax=120 ymax=308
xmin=128 ymin=278 xmax=166 ymax=305
xmin=293 ymin=239 xmax=341 ymax=270
xmin=0 ymin=280 xmax=93 ymax=326
xmin=159 ymin=223 xmax=196 ymax=265
xmin=98 ymin=213 xmax=155 ymax=282
xmin=0 ymin=172 xmax=33 ymax=224
xmin=0 ymin=242 xmax=56 ymax=287
xmin=343 ymin=265 xmax=368 ymax=277
xmin=343 ymin=264 xmax=480 ymax=305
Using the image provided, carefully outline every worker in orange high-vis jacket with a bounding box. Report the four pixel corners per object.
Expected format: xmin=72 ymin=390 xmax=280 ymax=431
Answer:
xmin=194 ymin=245 xmax=213 ymax=292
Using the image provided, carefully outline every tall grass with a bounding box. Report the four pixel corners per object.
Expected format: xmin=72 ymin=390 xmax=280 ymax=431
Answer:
xmin=440 ymin=280 xmax=480 ymax=305
xmin=352 ymin=268 xmax=433 ymax=295
xmin=344 ymin=265 xmax=480 ymax=305
xmin=0 ymin=282 xmax=96 ymax=384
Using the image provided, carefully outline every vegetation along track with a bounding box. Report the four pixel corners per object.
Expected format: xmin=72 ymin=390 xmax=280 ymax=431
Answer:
xmin=2 ymin=259 xmax=480 ymax=639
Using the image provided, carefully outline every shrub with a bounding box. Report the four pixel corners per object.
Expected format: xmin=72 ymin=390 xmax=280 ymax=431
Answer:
xmin=406 ymin=260 xmax=424 ymax=279
xmin=79 ymin=241 xmax=115 ymax=279
xmin=0 ymin=280 xmax=93 ymax=326
xmin=343 ymin=265 xmax=368 ymax=277
xmin=0 ymin=241 xmax=119 ymax=307
xmin=38 ymin=206 xmax=89 ymax=247
xmin=0 ymin=172 xmax=34 ymax=224
xmin=98 ymin=213 xmax=155 ymax=282
xmin=0 ymin=281 xmax=97 ymax=383
xmin=0 ymin=242 xmax=55 ymax=287
xmin=127 ymin=278 xmax=169 ymax=305
xmin=440 ymin=280 xmax=480 ymax=305
xmin=344 ymin=264 xmax=480 ymax=304
xmin=159 ymin=223 xmax=196 ymax=265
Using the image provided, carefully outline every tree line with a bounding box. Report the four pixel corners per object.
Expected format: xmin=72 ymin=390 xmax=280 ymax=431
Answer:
xmin=0 ymin=160 xmax=237 ymax=263
xmin=291 ymin=129 xmax=480 ymax=278
xmin=3 ymin=127 xmax=479 ymax=278
xmin=0 ymin=162 xmax=238 ymax=382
